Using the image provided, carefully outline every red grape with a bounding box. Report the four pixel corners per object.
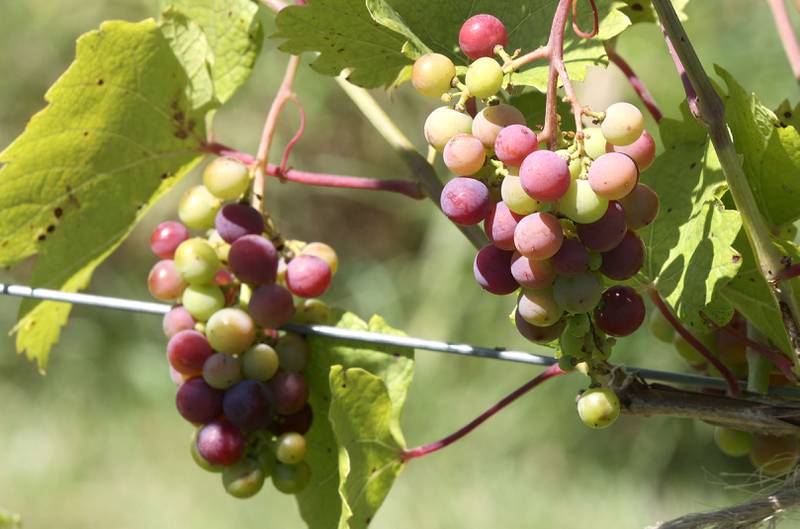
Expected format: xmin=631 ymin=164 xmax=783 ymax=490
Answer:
xmin=167 ymin=329 xmax=214 ymax=376
xmin=215 ymin=203 xmax=265 ymax=244
xmin=269 ymin=372 xmax=310 ymax=415
xmin=286 ymin=255 xmax=332 ymax=298
xmin=176 ymin=377 xmax=224 ymax=424
xmin=223 ymin=380 xmax=275 ymax=432
xmin=520 ymin=150 xmax=571 ymax=202
xmin=196 ymin=420 xmax=244 ymax=466
xmin=513 ymin=212 xmax=564 ymax=260
xmin=619 ymin=183 xmax=659 ymax=230
xmin=606 ymin=130 xmax=656 ymax=171
xmin=147 ymin=259 xmax=186 ymax=301
xmin=248 ymin=284 xmax=295 ymax=329
xmin=588 ymin=152 xmax=639 ymax=200
xmin=510 ymin=252 xmax=555 ymax=289
xmin=443 ymin=133 xmax=486 ymax=176
xmin=458 ymin=14 xmax=508 ymax=60
xmin=600 ymin=230 xmax=645 ymax=280
xmin=473 ymin=244 xmax=518 ymax=295
xmin=484 ymin=202 xmax=522 ymax=251
xmin=593 ymin=285 xmax=645 ymax=337
xmin=440 ymin=177 xmax=491 ymax=225
xmin=162 ymin=305 xmax=196 ymax=338
xmin=150 ymin=221 xmax=189 ymax=259
xmin=514 ymin=311 xmax=565 ymax=344
xmin=270 ymin=403 xmax=314 ymax=436
xmin=550 ymin=238 xmax=589 ymax=277
xmin=494 ymin=125 xmax=538 ymax=167
xmin=228 ymin=235 xmax=278 ymax=285
xmin=576 ymin=201 xmax=627 ymax=252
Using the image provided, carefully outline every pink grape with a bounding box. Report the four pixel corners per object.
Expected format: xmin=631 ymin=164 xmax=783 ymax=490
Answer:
xmin=515 ymin=311 xmax=564 ymax=344
xmin=494 ymin=125 xmax=538 ymax=167
xmin=176 ymin=377 xmax=224 ymax=424
xmin=196 ymin=420 xmax=245 ymax=466
xmin=458 ymin=14 xmax=508 ymax=60
xmin=167 ymin=329 xmax=214 ymax=376
xmin=148 ymin=259 xmax=186 ymax=302
xmin=510 ymin=252 xmax=555 ymax=289
xmin=215 ymin=203 xmax=265 ymax=243
xmin=248 ymin=284 xmax=296 ymax=329
xmin=550 ymin=238 xmax=589 ymax=278
xmin=593 ymin=285 xmax=645 ymax=337
xmin=520 ymin=150 xmax=571 ymax=202
xmin=269 ymin=372 xmax=310 ymax=415
xmin=484 ymin=202 xmax=522 ymax=251
xmin=588 ymin=152 xmax=639 ymax=200
xmin=162 ymin=305 xmax=196 ymax=338
xmin=607 ymin=130 xmax=656 ymax=171
xmin=443 ymin=133 xmax=486 ymax=176
xmin=576 ymin=201 xmax=627 ymax=252
xmin=228 ymin=235 xmax=278 ymax=285
xmin=223 ymin=380 xmax=275 ymax=432
xmin=600 ymin=230 xmax=645 ymax=280
xmin=472 ymin=104 xmax=525 ymax=149
xmin=440 ymin=177 xmax=491 ymax=225
xmin=150 ymin=221 xmax=189 ymax=259
xmin=473 ymin=244 xmax=518 ymax=295
xmin=619 ymin=183 xmax=660 ymax=230
xmin=286 ymin=255 xmax=332 ymax=298
xmin=514 ymin=212 xmax=564 ymax=260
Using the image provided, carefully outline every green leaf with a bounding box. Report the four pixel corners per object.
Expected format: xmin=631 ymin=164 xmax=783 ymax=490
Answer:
xmin=510 ymin=91 xmax=572 ymax=131
xmin=0 ymin=19 xmax=208 ymax=369
xmin=619 ymin=0 xmax=691 ymax=25
xmin=329 ymin=366 xmax=406 ymax=529
xmin=296 ymin=312 xmax=414 ymax=529
xmin=159 ymin=0 xmax=263 ymax=103
xmin=775 ymin=99 xmax=800 ymax=130
xmin=160 ymin=8 xmax=216 ymax=110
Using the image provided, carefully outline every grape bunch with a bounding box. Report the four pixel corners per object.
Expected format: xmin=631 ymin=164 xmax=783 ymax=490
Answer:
xmin=411 ymin=14 xmax=661 ymax=428
xmin=147 ymin=156 xmax=340 ymax=498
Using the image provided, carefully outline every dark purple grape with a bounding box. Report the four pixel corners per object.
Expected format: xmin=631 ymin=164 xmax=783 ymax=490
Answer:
xmin=223 ymin=380 xmax=274 ymax=432
xmin=176 ymin=377 xmax=224 ymax=424
xmin=167 ymin=330 xmax=214 ymax=376
xmin=196 ymin=420 xmax=245 ymax=466
xmin=268 ymin=372 xmax=310 ymax=415
xmin=484 ymin=201 xmax=521 ymax=251
xmin=473 ymin=244 xmax=518 ymax=295
xmin=286 ymin=255 xmax=332 ymax=298
xmin=576 ymin=201 xmax=627 ymax=252
xmin=600 ymin=230 xmax=645 ymax=280
xmin=248 ymin=284 xmax=295 ymax=329
xmin=550 ymin=238 xmax=589 ymax=277
xmin=514 ymin=311 xmax=564 ymax=344
xmin=215 ymin=203 xmax=265 ymax=243
xmin=162 ymin=305 xmax=196 ymax=338
xmin=150 ymin=221 xmax=190 ymax=259
xmin=269 ymin=403 xmax=314 ymax=436
xmin=593 ymin=285 xmax=645 ymax=337
xmin=440 ymin=177 xmax=491 ymax=225
xmin=228 ymin=235 xmax=278 ymax=285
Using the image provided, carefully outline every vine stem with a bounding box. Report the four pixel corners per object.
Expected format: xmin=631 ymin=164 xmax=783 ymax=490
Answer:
xmin=653 ymin=0 xmax=800 ymax=364
xmin=400 ymin=364 xmax=566 ymax=462
xmin=540 ymin=0 xmax=578 ymax=149
xmin=767 ymin=0 xmax=800 ymax=82
xmin=604 ymin=42 xmax=663 ymax=122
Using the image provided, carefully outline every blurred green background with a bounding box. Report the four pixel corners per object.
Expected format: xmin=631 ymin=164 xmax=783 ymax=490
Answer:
xmin=1 ymin=1 xmax=799 ymax=527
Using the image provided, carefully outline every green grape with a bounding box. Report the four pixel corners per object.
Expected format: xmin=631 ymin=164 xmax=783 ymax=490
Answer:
xmin=276 ymin=333 xmax=310 ymax=372
xmin=275 ymin=432 xmax=308 ymax=464
xmin=174 ymin=238 xmax=220 ymax=285
xmin=182 ymin=284 xmax=225 ymax=321
xmin=206 ymin=308 xmax=255 ymax=355
xmin=272 ymin=461 xmax=312 ymax=494
xmin=206 ymin=230 xmax=231 ymax=263
xmin=424 ymin=107 xmax=474 ymax=151
xmin=222 ymin=458 xmax=265 ymax=499
xmin=714 ymin=427 xmax=752 ymax=457
xmin=203 ymin=157 xmax=250 ymax=200
xmin=582 ymin=127 xmax=606 ymax=160
xmin=553 ymin=273 xmax=603 ymax=314
xmin=601 ymin=102 xmax=645 ymax=146
xmin=517 ymin=289 xmax=563 ymax=327
xmin=292 ymin=298 xmax=333 ymax=324
xmin=241 ymin=343 xmax=279 ymax=381
xmin=569 ymin=158 xmax=582 ymax=179
xmin=649 ymin=310 xmax=675 ymax=344
xmin=556 ymin=179 xmax=609 ymax=224
xmin=191 ymin=429 xmax=224 ymax=473
xmin=202 ymin=352 xmax=243 ymax=389
xmin=411 ymin=53 xmax=456 ymax=98
xmin=465 ymin=57 xmax=504 ymax=98
xmin=559 ymin=328 xmax=585 ymax=358
xmin=587 ymin=251 xmax=602 ymax=271
xmin=301 ymin=242 xmax=339 ymax=275
xmin=501 ymin=175 xmax=539 ymax=215
xmin=565 ymin=314 xmax=590 ymax=337
xmin=178 ymin=185 xmax=221 ymax=230
xmin=750 ymin=435 xmax=800 ymax=476
xmin=577 ymin=387 xmax=620 ymax=429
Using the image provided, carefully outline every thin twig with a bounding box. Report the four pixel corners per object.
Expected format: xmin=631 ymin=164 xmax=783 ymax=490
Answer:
xmin=279 ymin=95 xmax=306 ymax=175
xmin=604 ymin=41 xmax=663 ymax=122
xmin=540 ymin=0 xmax=575 ymax=149
xmin=660 ymin=24 xmax=700 ymax=119
xmin=767 ymin=0 xmax=800 ymax=82
xmin=571 ymin=0 xmax=599 ymax=39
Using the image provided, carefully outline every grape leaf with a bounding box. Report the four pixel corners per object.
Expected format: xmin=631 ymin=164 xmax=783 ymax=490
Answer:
xmin=636 ymin=106 xmax=742 ymax=332
xmin=329 ymin=366 xmax=405 ymax=529
xmin=160 ymin=8 xmax=216 ymax=110
xmin=775 ymin=99 xmax=800 ymax=130
xmin=510 ymin=91 xmax=572 ymax=131
xmin=0 ymin=19 xmax=210 ymax=369
xmin=159 ymin=0 xmax=263 ymax=103
xmin=297 ymin=312 xmax=414 ymax=529
xmin=619 ymin=0 xmax=690 ymax=25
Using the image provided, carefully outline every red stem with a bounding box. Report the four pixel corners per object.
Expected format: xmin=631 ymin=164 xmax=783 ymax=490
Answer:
xmin=400 ymin=364 xmax=567 ymax=462
xmin=571 ymin=0 xmax=599 ymax=39
xmin=775 ymin=262 xmax=800 ymax=282
xmin=604 ymin=43 xmax=663 ymax=123
xmin=659 ymin=23 xmax=700 ymax=119
xmin=279 ymin=95 xmax=307 ymax=175
xmin=767 ymin=0 xmax=800 ymax=82
xmin=646 ymin=286 xmax=741 ymax=395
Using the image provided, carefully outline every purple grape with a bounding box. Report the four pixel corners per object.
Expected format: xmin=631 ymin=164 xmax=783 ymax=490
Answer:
xmin=473 ymin=244 xmax=518 ymax=295
xmin=440 ymin=177 xmax=491 ymax=225
xmin=520 ymin=150 xmax=571 ymax=202
xmin=228 ymin=235 xmax=278 ymax=285
xmin=600 ymin=230 xmax=645 ymax=280
xmin=510 ymin=251 xmax=555 ymax=289
xmin=167 ymin=329 xmax=214 ymax=376
xmin=196 ymin=420 xmax=245 ymax=466
xmin=150 ymin=221 xmax=190 ymax=259
xmin=162 ymin=305 xmax=196 ymax=338
xmin=269 ymin=403 xmax=314 ymax=436
xmin=550 ymin=238 xmax=589 ymax=277
xmin=494 ymin=125 xmax=538 ymax=167
xmin=593 ymin=285 xmax=645 ymax=337
xmin=269 ymin=372 xmax=310 ymax=415
xmin=484 ymin=201 xmax=522 ymax=251
xmin=514 ymin=311 xmax=564 ymax=344
xmin=223 ymin=380 xmax=275 ymax=432
xmin=176 ymin=377 xmax=224 ymax=424
xmin=248 ymin=284 xmax=295 ymax=329
xmin=458 ymin=14 xmax=508 ymax=60
xmin=215 ymin=203 xmax=265 ymax=243
xmin=576 ymin=201 xmax=627 ymax=252
xmin=286 ymin=255 xmax=332 ymax=298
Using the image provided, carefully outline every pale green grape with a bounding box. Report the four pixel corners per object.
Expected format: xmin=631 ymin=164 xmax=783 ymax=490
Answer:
xmin=182 ymin=284 xmax=225 ymax=321
xmin=601 ymin=102 xmax=645 ymax=146
xmin=203 ymin=157 xmax=250 ymax=200
xmin=501 ymin=175 xmax=539 ymax=215
xmin=178 ymin=185 xmax=221 ymax=230
xmin=465 ymin=57 xmax=503 ymax=98
xmin=205 ymin=308 xmax=255 ymax=355
xmin=292 ymin=298 xmax=333 ymax=324
xmin=272 ymin=461 xmax=312 ymax=494
xmin=222 ymin=458 xmax=265 ymax=498
xmin=649 ymin=310 xmax=675 ymax=344
xmin=556 ymin=179 xmax=609 ymax=224
xmin=424 ymin=107 xmax=473 ymax=151
xmin=582 ymin=127 xmax=606 ymax=160
xmin=577 ymin=387 xmax=620 ymax=429
xmin=517 ymin=289 xmax=563 ymax=327
xmin=714 ymin=427 xmax=752 ymax=457
xmin=241 ymin=343 xmax=279 ymax=381
xmin=411 ymin=53 xmax=456 ymax=98
xmin=174 ymin=238 xmax=220 ymax=285
xmin=552 ymin=273 xmax=603 ymax=313
xmin=275 ymin=432 xmax=308 ymax=464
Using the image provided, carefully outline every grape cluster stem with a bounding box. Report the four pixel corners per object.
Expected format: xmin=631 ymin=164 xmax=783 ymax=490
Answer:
xmin=603 ymin=41 xmax=663 ymax=123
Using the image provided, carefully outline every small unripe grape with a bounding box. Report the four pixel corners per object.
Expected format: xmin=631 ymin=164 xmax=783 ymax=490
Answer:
xmin=148 ymin=260 xmax=186 ymax=301
xmin=619 ymin=183 xmax=659 ymax=230
xmin=275 ymin=432 xmax=308 ymax=464
xmin=750 ymin=435 xmax=800 ymax=476
xmin=465 ymin=57 xmax=504 ymax=98
xmin=174 ymin=238 xmax=220 ymax=285
xmin=203 ymin=352 xmax=243 ymax=390
xmin=222 ymin=458 xmax=265 ymax=498
xmin=272 ymin=461 xmax=312 ymax=494
xmin=607 ymin=130 xmax=656 ymax=171
xmin=577 ymin=387 xmax=620 ymax=429
xmin=602 ymin=102 xmax=645 ymax=146
xmin=424 ymin=107 xmax=473 ymax=151
xmin=241 ymin=343 xmax=280 ymax=381
xmin=293 ymin=298 xmax=333 ymax=325
xmin=205 ymin=308 xmax=256 ymax=355
xmin=411 ymin=53 xmax=456 ymax=98
xmin=150 ymin=221 xmax=190 ymax=259
xmin=517 ymin=289 xmax=563 ymax=327
xmin=510 ymin=252 xmax=555 ymax=289
xmin=495 ymin=125 xmax=538 ymax=167
xmin=557 ymin=179 xmax=609 ymax=224
xmin=276 ymin=333 xmax=310 ymax=372
xmin=501 ymin=174 xmax=540 ymax=215
xmin=513 ymin=212 xmax=563 ymax=260
xmin=301 ymin=242 xmax=339 ymax=275
xmin=203 ymin=157 xmax=250 ymax=200
xmin=441 ymin=177 xmax=491 ymax=225
xmin=520 ymin=150 xmax=571 ymax=202
xmin=472 ymin=104 xmax=525 ymax=149
xmin=582 ymin=127 xmax=607 ymax=160
xmin=182 ymin=283 xmax=225 ymax=321
xmin=443 ymin=133 xmax=486 ymax=176
xmin=179 ymin=185 xmax=221 ymax=230
xmin=515 ymin=311 xmax=565 ymax=343
xmin=553 ymin=273 xmax=603 ymax=313
xmin=588 ymin=152 xmax=639 ymax=200
xmin=714 ymin=427 xmax=752 ymax=457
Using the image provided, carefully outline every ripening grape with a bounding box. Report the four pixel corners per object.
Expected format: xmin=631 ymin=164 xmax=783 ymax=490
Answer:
xmin=148 ymin=260 xmax=187 ymax=301
xmin=203 ymin=157 xmax=250 ymax=200
xmin=440 ymin=177 xmax=492 ymax=225
xmin=550 ymin=238 xmax=589 ymax=278
xmin=650 ymin=309 xmax=675 ymax=344
xmin=602 ymin=102 xmax=645 ymax=146
xmin=301 ymin=242 xmax=339 ymax=275
xmin=513 ymin=212 xmax=563 ymax=260
xmin=714 ymin=427 xmax=752 ymax=457
xmin=424 ymin=107 xmax=474 ymax=151
xmin=510 ymin=252 xmax=555 ymax=289
xmin=473 ymin=244 xmax=518 ymax=295
xmin=458 ymin=14 xmax=508 ymax=60
xmin=223 ymin=380 xmax=274 ymax=432
xmin=576 ymin=201 xmax=627 ymax=252
xmin=577 ymin=387 xmax=620 ymax=429
xmin=607 ymin=130 xmax=656 ymax=171
xmin=515 ymin=310 xmax=565 ymax=344
xmin=272 ymin=461 xmax=312 ymax=494
xmin=222 ymin=457 xmax=265 ymax=498
xmin=517 ymin=289 xmax=563 ymax=327
xmin=495 ymin=125 xmax=538 ymax=167
xmin=588 ymin=152 xmax=639 ymax=200
xmin=557 ymin=179 xmax=609 ymax=224
xmin=276 ymin=432 xmax=308 ymax=464
xmin=286 ymin=255 xmax=332 ymax=298
xmin=472 ymin=104 xmax=525 ymax=149
xmin=501 ymin=174 xmax=540 ymax=215
xmin=276 ymin=334 xmax=310 ymax=372
xmin=750 ymin=435 xmax=800 ymax=476
xmin=179 ymin=185 xmax=221 ymax=230
xmin=203 ymin=352 xmax=243 ymax=390
xmin=600 ymin=230 xmax=645 ymax=281
xmin=619 ymin=183 xmax=659 ymax=230
xmin=582 ymin=127 xmax=606 ymax=160
xmin=168 ymin=330 xmax=215 ymax=376
xmin=163 ymin=306 xmax=196 ymax=338
xmin=411 ymin=53 xmax=456 ymax=98
xmin=520 ymin=150 xmax=571 ymax=202
xmin=484 ymin=202 xmax=522 ymax=251
xmin=293 ymin=298 xmax=333 ymax=325
xmin=270 ymin=372 xmax=310 ymax=415
xmin=270 ymin=403 xmax=314 ymax=436
xmin=443 ymin=133 xmax=486 ymax=176
xmin=215 ymin=203 xmax=265 ymax=244
xmin=552 ymin=273 xmax=603 ymax=314
xmin=204 ymin=308 xmax=255 ymax=355
xmin=229 ymin=235 xmax=279 ymax=285
xmin=191 ymin=429 xmax=224 ymax=472
xmin=593 ymin=286 xmax=645 ymax=337
xmin=196 ymin=420 xmax=245 ymax=466
xmin=174 ymin=238 xmax=220 ymax=285
xmin=150 ymin=221 xmax=190 ymax=259
xmin=176 ymin=377 xmax=224 ymax=424
xmin=248 ymin=284 xmax=295 ymax=329
xmin=241 ymin=343 xmax=279 ymax=382
xmin=465 ymin=57 xmax=504 ymax=98
xmin=182 ymin=284 xmax=225 ymax=321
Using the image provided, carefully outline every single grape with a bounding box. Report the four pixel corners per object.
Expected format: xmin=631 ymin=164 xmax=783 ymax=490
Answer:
xmin=147 ymin=260 xmax=186 ymax=301
xmin=196 ymin=420 xmax=245 ymax=466
xmin=286 ymin=255 xmax=332 ymax=298
xmin=222 ymin=457 xmax=265 ymax=499
xmin=424 ymin=107 xmax=474 ymax=151
xmin=301 ymin=242 xmax=339 ymax=276
xmin=228 ymin=235 xmax=279 ymax=285
xmin=593 ymin=285 xmax=645 ymax=337
xmin=484 ymin=202 xmax=522 ymax=251
xmin=650 ymin=309 xmax=675 ymax=344
xmin=178 ymin=185 xmax=221 ymax=230
xmin=501 ymin=174 xmax=540 ymax=215
xmin=602 ymin=102 xmax=645 ymax=146
xmin=465 ymin=57 xmax=504 ymax=98
xmin=168 ymin=329 xmax=214 ymax=376
xmin=440 ymin=177 xmax=492 ymax=225
xmin=517 ymin=289 xmax=563 ymax=327
xmin=204 ymin=308 xmax=255 ymax=354
xmin=577 ymin=387 xmax=620 ymax=429
xmin=576 ymin=200 xmax=627 ymax=252
xmin=458 ymin=14 xmax=508 ymax=60
xmin=150 ymin=221 xmax=190 ymax=259
xmin=600 ymin=230 xmax=645 ymax=281
xmin=163 ymin=306 xmax=196 ymax=338
xmin=550 ymin=238 xmax=589 ymax=278
xmin=557 ymin=179 xmax=609 ymax=224
xmin=269 ymin=372 xmax=310 ymax=415
xmin=515 ymin=311 xmax=564 ymax=343
xmin=582 ymin=127 xmax=607 ymax=160
xmin=411 ymin=53 xmax=456 ymax=98
xmin=553 ymin=273 xmax=604 ymax=313
xmin=619 ymin=183 xmax=659 ymax=230
xmin=494 ymin=125 xmax=538 ymax=167
xmin=607 ymin=129 xmax=656 ymax=171
xmin=275 ymin=432 xmax=308 ymax=464
xmin=513 ymin=212 xmax=564 ymax=260
xmin=174 ymin=238 xmax=220 ymax=285
xmin=248 ymin=284 xmax=295 ymax=329
xmin=241 ymin=343 xmax=280 ymax=382
xmin=270 ymin=403 xmax=314 ymax=436
xmin=215 ymin=203 xmax=265 ymax=244
xmin=203 ymin=352 xmax=243 ymax=390
xmin=588 ymin=152 xmax=639 ymax=200
xmin=443 ymin=133 xmax=486 ymax=176
xmin=191 ymin=428 xmax=224 ymax=472
xmin=223 ymin=380 xmax=274 ymax=432
xmin=472 ymin=104 xmax=526 ymax=149
xmin=182 ymin=283 xmax=225 ymax=321
xmin=276 ymin=334 xmax=310 ymax=372
xmin=272 ymin=461 xmax=312 ymax=494
xmin=510 ymin=252 xmax=555 ymax=289
xmin=292 ymin=298 xmax=333 ymax=325
xmin=473 ymin=244 xmax=518 ymax=295
xmin=750 ymin=435 xmax=800 ymax=476
xmin=714 ymin=427 xmax=753 ymax=457
xmin=176 ymin=377 xmax=224 ymax=424
xmin=520 ymin=150 xmax=571 ymax=202
xmin=203 ymin=157 xmax=250 ymax=200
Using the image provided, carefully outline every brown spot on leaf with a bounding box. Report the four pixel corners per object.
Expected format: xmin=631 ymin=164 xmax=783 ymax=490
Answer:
xmin=37 ymin=234 xmax=46 ymax=241
xmin=46 ymin=225 xmax=55 ymax=233
xmin=97 ymin=79 xmax=104 ymax=86
xmin=174 ymin=129 xmax=188 ymax=139
xmin=54 ymin=207 xmax=63 ymax=218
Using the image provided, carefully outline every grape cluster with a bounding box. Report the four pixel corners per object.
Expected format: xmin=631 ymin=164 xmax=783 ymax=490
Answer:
xmin=147 ymin=156 xmax=339 ymax=498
